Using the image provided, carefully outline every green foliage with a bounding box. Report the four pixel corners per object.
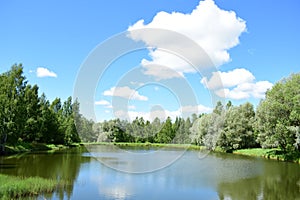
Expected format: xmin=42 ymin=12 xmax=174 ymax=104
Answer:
xmin=220 ymin=102 xmax=257 ymax=150
xmin=155 ymin=117 xmax=174 ymax=143
xmin=0 ymin=174 xmax=59 ymax=199
xmin=1 ymin=64 xmax=298 ymax=159
xmin=190 ymin=101 xmax=257 ymax=152
xmin=256 ymin=73 xmax=300 ymax=152
xmin=0 ymin=64 xmax=80 ymax=147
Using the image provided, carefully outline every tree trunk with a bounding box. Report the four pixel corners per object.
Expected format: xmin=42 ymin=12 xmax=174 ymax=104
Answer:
xmin=0 ymin=133 xmax=7 ymax=155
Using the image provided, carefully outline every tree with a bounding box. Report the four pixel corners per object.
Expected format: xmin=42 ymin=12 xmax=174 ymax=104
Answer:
xmin=155 ymin=117 xmax=174 ymax=143
xmin=220 ymin=102 xmax=256 ymax=151
xmin=22 ymin=84 xmax=41 ymax=142
xmin=213 ymin=101 xmax=224 ymax=115
xmin=189 ymin=105 xmax=225 ymax=150
xmin=256 ymin=73 xmax=300 ymax=152
xmin=191 ymin=113 xmax=198 ymax=124
xmin=173 ymin=117 xmax=186 ymax=144
xmin=226 ymin=100 xmax=232 ymax=110
xmin=0 ymin=64 xmax=81 ymax=147
xmin=61 ymin=97 xmax=80 ymax=144
xmin=0 ymin=64 xmax=27 ymax=144
xmin=39 ymin=93 xmax=60 ymax=143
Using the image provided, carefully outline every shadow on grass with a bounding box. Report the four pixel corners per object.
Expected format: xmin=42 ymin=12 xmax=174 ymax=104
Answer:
xmin=265 ymin=149 xmax=300 ymax=162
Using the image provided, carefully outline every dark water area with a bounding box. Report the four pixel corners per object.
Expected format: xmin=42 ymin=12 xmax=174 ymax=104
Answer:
xmin=0 ymin=145 xmax=299 ymax=200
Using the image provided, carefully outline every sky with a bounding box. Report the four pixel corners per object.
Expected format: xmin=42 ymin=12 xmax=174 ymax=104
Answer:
xmin=0 ymin=0 xmax=299 ymax=122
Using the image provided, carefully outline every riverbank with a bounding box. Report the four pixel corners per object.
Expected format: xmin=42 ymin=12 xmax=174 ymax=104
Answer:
xmin=2 ymin=142 xmax=299 ymax=163
xmin=113 ymin=142 xmax=205 ymax=150
xmin=233 ymin=148 xmax=300 ymax=163
xmin=86 ymin=142 xmax=300 ymax=163
xmin=0 ymin=174 xmax=64 ymax=199
xmin=2 ymin=142 xmax=82 ymax=155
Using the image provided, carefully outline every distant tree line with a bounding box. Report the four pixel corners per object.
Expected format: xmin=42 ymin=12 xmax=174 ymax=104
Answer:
xmin=78 ymin=73 xmax=300 ymax=154
xmin=0 ymin=64 xmax=80 ymax=147
xmin=1 ymin=64 xmax=299 ymax=155
xmin=76 ymin=115 xmax=194 ymax=144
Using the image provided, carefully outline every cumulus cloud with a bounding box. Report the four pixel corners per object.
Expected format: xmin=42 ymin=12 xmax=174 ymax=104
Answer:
xmin=201 ymin=68 xmax=255 ymax=89
xmin=114 ymin=104 xmax=212 ymax=122
xmin=202 ymin=68 xmax=273 ymax=100
xmin=103 ymin=86 xmax=148 ymax=101
xmin=181 ymin=105 xmax=212 ymax=114
xmin=128 ymin=0 xmax=246 ymax=80
xmin=36 ymin=67 xmax=57 ymax=78
xmin=95 ymin=99 xmax=136 ymax=111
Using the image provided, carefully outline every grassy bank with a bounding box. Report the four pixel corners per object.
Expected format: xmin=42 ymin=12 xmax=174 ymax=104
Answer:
xmin=0 ymin=174 xmax=64 ymax=199
xmin=83 ymin=142 xmax=205 ymax=150
xmin=233 ymin=148 xmax=300 ymax=163
xmin=3 ymin=142 xmax=81 ymax=155
xmin=84 ymin=142 xmax=300 ymax=163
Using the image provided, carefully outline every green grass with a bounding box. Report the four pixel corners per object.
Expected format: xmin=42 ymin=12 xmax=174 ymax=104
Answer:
xmin=3 ymin=142 xmax=79 ymax=155
xmin=84 ymin=142 xmax=205 ymax=150
xmin=233 ymin=148 xmax=300 ymax=163
xmin=233 ymin=148 xmax=274 ymax=157
xmin=0 ymin=174 xmax=63 ymax=199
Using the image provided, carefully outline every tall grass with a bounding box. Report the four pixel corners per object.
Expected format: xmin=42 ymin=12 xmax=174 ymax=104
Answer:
xmin=0 ymin=174 xmax=62 ymax=199
xmin=233 ymin=148 xmax=300 ymax=163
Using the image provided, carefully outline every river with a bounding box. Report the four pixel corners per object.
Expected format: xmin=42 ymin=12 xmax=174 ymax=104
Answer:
xmin=0 ymin=144 xmax=299 ymax=199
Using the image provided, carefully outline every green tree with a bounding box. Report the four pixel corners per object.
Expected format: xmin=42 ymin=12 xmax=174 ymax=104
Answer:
xmin=155 ymin=117 xmax=174 ymax=143
xmin=220 ymin=102 xmax=256 ymax=151
xmin=38 ymin=93 xmax=60 ymax=143
xmin=0 ymin=64 xmax=27 ymax=145
xmin=22 ymin=84 xmax=41 ymax=142
xmin=256 ymin=73 xmax=300 ymax=152
xmin=50 ymin=98 xmax=64 ymax=143
xmin=0 ymin=64 xmax=81 ymax=147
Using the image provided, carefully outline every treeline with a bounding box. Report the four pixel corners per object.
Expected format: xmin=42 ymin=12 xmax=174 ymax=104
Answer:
xmin=0 ymin=64 xmax=80 ymax=146
xmin=77 ymin=115 xmax=194 ymax=144
xmin=78 ymin=73 xmax=300 ymax=154
xmin=1 ymin=64 xmax=299 ymax=155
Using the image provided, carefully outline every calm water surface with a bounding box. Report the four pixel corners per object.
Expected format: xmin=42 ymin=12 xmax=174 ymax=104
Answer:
xmin=0 ymin=145 xmax=299 ymax=200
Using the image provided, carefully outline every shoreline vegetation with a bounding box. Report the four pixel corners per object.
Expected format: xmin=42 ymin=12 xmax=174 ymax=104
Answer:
xmin=0 ymin=142 xmax=298 ymax=199
xmin=0 ymin=66 xmax=299 ymax=198
xmin=88 ymin=142 xmax=300 ymax=163
xmin=0 ymin=174 xmax=67 ymax=199
xmin=3 ymin=142 xmax=299 ymax=163
xmin=3 ymin=140 xmax=299 ymax=163
xmin=0 ymin=66 xmax=299 ymax=160
xmin=2 ymin=142 xmax=82 ymax=155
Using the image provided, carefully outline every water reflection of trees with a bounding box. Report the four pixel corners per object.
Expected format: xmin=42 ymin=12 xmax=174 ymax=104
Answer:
xmin=217 ymin=160 xmax=300 ymax=200
xmin=0 ymin=147 xmax=90 ymax=199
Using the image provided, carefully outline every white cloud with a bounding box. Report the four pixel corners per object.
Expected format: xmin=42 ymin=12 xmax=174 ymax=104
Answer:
xmin=95 ymin=100 xmax=110 ymax=106
xmin=140 ymin=52 xmax=191 ymax=80
xmin=216 ymin=88 xmax=250 ymax=100
xmin=201 ymin=68 xmax=255 ymax=89
xmin=128 ymin=105 xmax=136 ymax=110
xmin=181 ymin=105 xmax=212 ymax=114
xmin=36 ymin=67 xmax=57 ymax=78
xmin=103 ymin=86 xmax=148 ymax=101
xmin=202 ymin=68 xmax=273 ymax=100
xmin=113 ymin=104 xmax=212 ymax=122
xmin=95 ymin=100 xmax=136 ymax=110
xmin=128 ymin=0 xmax=246 ymax=80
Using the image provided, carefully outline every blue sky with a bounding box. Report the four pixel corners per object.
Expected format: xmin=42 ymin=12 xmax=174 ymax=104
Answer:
xmin=0 ymin=0 xmax=299 ymax=122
